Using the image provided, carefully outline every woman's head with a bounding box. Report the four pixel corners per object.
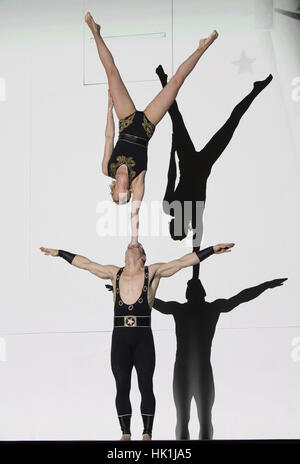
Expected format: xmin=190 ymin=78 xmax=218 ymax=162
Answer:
xmin=109 ymin=167 xmax=132 ymax=204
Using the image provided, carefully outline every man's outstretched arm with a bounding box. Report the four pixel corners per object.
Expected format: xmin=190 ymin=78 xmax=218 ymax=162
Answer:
xmin=40 ymin=247 xmax=117 ymax=280
xmin=217 ymin=278 xmax=287 ymax=313
xmin=153 ymin=298 xmax=181 ymax=315
xmin=155 ymin=243 xmax=235 ymax=278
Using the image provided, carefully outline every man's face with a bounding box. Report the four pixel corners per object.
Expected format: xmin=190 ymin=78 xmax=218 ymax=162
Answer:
xmin=126 ymin=242 xmax=146 ymax=262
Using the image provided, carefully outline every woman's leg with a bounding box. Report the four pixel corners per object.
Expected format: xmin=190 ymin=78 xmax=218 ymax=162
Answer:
xmin=85 ymin=12 xmax=136 ymax=119
xmin=144 ymin=31 xmax=218 ymax=125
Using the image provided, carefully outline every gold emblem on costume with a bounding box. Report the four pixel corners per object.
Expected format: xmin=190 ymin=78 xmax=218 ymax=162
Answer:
xmin=125 ymin=315 xmax=137 ymax=327
xmin=138 ymin=297 xmax=143 ymax=304
xmin=119 ymin=112 xmax=136 ymax=133
xmin=109 ymin=155 xmax=136 ymax=184
xmin=119 ymin=300 xmax=124 ymax=306
xmin=145 ymin=272 xmax=149 ymax=278
xmin=128 ymin=305 xmax=133 ymax=311
xmin=142 ymin=114 xmax=155 ymax=139
xmin=143 ymin=286 xmax=147 ymax=292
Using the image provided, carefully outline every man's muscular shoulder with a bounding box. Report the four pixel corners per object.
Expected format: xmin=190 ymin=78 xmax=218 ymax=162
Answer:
xmin=147 ymin=263 xmax=165 ymax=281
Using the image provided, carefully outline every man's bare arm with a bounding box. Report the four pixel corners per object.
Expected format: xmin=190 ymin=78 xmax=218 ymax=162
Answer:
xmin=155 ymin=243 xmax=235 ymax=278
xmin=40 ymin=247 xmax=117 ymax=279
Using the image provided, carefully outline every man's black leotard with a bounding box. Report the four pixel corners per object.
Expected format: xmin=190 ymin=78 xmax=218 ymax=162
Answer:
xmin=108 ymin=111 xmax=155 ymax=185
xmin=111 ymin=265 xmax=155 ymax=436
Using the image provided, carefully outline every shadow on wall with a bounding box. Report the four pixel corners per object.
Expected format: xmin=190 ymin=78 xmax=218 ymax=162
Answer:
xmin=156 ymin=64 xmax=273 ymax=248
xmin=153 ymin=275 xmax=287 ymax=440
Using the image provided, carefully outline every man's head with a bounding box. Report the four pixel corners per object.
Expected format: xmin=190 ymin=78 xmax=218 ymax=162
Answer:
xmin=185 ymin=278 xmax=206 ymax=303
xmin=125 ymin=242 xmax=146 ymax=265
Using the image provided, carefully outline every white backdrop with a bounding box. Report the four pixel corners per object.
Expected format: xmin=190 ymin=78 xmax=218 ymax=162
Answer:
xmin=0 ymin=0 xmax=299 ymax=439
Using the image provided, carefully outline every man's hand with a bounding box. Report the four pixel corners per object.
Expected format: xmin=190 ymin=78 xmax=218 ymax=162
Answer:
xmin=267 ymin=278 xmax=287 ymax=288
xmin=213 ymin=243 xmax=235 ymax=254
xmin=40 ymin=247 xmax=58 ymax=257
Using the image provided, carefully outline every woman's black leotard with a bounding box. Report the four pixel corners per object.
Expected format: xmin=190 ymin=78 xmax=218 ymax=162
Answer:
xmin=111 ymin=265 xmax=155 ymax=436
xmin=108 ymin=111 xmax=155 ymax=185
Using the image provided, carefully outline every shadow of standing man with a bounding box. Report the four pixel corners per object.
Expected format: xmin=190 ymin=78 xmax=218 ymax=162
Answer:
xmin=153 ymin=277 xmax=287 ymax=440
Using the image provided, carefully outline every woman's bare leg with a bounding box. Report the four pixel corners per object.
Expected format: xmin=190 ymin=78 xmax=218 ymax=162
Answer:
xmin=144 ymin=31 xmax=218 ymax=125
xmin=85 ymin=12 xmax=136 ymax=119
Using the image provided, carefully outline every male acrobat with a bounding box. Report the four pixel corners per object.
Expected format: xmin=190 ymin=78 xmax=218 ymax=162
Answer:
xmin=40 ymin=242 xmax=234 ymax=440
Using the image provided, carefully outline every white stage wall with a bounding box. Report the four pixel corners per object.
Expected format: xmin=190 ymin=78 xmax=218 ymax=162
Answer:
xmin=0 ymin=0 xmax=299 ymax=439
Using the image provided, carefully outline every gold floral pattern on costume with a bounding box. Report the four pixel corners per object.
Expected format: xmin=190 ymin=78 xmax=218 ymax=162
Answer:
xmin=109 ymin=155 xmax=136 ymax=184
xmin=119 ymin=112 xmax=136 ymax=133
xmin=142 ymin=114 xmax=155 ymax=139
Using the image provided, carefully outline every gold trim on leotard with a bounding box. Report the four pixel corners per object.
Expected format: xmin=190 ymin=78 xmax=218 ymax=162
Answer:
xmin=109 ymin=155 xmax=136 ymax=184
xmin=119 ymin=112 xmax=136 ymax=133
xmin=142 ymin=114 xmax=155 ymax=139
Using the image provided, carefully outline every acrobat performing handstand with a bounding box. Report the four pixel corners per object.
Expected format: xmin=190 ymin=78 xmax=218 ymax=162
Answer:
xmin=85 ymin=11 xmax=218 ymax=246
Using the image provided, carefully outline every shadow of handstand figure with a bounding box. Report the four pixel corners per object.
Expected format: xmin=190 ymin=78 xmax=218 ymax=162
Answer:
xmin=156 ymin=65 xmax=273 ymax=247
xmin=153 ymin=276 xmax=287 ymax=440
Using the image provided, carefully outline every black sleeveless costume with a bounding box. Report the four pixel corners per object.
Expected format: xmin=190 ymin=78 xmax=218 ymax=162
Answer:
xmin=111 ymin=265 xmax=155 ymax=436
xmin=108 ymin=111 xmax=155 ymax=185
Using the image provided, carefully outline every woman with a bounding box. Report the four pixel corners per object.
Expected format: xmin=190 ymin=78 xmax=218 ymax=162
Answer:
xmin=85 ymin=12 xmax=218 ymax=246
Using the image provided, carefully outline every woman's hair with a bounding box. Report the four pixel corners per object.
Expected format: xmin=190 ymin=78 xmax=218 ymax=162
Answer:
xmin=109 ymin=180 xmax=132 ymax=204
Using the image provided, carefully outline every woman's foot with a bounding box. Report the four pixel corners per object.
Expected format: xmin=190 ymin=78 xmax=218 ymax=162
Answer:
xmin=120 ymin=434 xmax=131 ymax=441
xmin=142 ymin=433 xmax=152 ymax=441
xmin=253 ymin=74 xmax=273 ymax=92
xmin=85 ymin=12 xmax=100 ymax=36
xmin=199 ymin=30 xmax=218 ymax=50
xmin=156 ymin=65 xmax=168 ymax=86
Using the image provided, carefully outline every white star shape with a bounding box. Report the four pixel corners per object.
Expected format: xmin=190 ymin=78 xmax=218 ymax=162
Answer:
xmin=232 ymin=50 xmax=256 ymax=74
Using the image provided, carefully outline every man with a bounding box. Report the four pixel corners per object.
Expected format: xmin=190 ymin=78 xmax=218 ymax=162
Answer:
xmin=153 ymin=276 xmax=287 ymax=440
xmin=40 ymin=241 xmax=234 ymax=440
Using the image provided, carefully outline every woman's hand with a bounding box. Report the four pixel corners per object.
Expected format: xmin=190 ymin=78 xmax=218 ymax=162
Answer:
xmin=129 ymin=238 xmax=139 ymax=248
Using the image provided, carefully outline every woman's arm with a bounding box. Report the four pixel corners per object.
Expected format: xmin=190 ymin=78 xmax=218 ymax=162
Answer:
xmin=102 ymin=90 xmax=115 ymax=176
xmin=130 ymin=178 xmax=145 ymax=246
